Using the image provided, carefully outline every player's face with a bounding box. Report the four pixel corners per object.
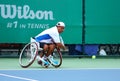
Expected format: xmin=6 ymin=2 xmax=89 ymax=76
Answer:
xmin=58 ymin=26 xmax=64 ymax=33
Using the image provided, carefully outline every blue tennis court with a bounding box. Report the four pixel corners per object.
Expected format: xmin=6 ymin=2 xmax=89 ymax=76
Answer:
xmin=1 ymin=58 xmax=120 ymax=81
xmin=0 ymin=69 xmax=120 ymax=81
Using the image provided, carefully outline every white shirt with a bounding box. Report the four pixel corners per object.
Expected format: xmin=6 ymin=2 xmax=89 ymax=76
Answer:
xmin=35 ymin=26 xmax=62 ymax=43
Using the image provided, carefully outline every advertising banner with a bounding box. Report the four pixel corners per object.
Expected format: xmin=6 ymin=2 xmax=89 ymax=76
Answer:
xmin=0 ymin=0 xmax=82 ymax=44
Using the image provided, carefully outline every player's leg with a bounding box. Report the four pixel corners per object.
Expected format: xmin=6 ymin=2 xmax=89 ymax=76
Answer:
xmin=38 ymin=44 xmax=56 ymax=67
xmin=37 ymin=43 xmax=50 ymax=67
xmin=47 ymin=44 xmax=62 ymax=68
xmin=46 ymin=44 xmax=55 ymax=56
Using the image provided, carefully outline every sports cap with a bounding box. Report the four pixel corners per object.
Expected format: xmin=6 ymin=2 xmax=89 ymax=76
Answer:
xmin=56 ymin=22 xmax=65 ymax=27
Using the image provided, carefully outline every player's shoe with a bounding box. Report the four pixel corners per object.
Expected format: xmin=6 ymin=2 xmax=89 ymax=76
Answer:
xmin=37 ymin=60 xmax=50 ymax=68
xmin=48 ymin=55 xmax=58 ymax=65
xmin=37 ymin=55 xmax=50 ymax=67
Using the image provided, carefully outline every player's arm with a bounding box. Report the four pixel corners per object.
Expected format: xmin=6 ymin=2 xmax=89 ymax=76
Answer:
xmin=56 ymin=43 xmax=66 ymax=50
xmin=50 ymin=30 xmax=66 ymax=49
xmin=51 ymin=36 xmax=66 ymax=50
xmin=57 ymin=36 xmax=66 ymax=50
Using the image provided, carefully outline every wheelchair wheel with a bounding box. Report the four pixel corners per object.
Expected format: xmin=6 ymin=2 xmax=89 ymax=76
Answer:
xmin=48 ymin=47 xmax=62 ymax=68
xmin=19 ymin=42 xmax=38 ymax=68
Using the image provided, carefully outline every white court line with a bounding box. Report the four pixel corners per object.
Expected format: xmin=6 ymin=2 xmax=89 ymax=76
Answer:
xmin=0 ymin=73 xmax=38 ymax=81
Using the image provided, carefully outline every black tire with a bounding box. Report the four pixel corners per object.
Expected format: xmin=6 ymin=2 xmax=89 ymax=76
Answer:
xmin=19 ymin=42 xmax=38 ymax=68
xmin=47 ymin=47 xmax=62 ymax=68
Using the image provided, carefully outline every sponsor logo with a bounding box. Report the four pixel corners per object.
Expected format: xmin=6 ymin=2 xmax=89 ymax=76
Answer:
xmin=0 ymin=4 xmax=54 ymax=20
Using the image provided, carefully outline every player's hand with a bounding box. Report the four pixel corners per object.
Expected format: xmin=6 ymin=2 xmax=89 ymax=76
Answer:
xmin=62 ymin=46 xmax=66 ymax=50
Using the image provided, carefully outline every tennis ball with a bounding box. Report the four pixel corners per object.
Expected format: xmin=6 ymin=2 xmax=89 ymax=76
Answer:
xmin=92 ymin=55 xmax=96 ymax=59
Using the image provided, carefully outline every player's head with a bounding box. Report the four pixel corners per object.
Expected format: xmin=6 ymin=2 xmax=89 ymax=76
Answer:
xmin=56 ymin=22 xmax=65 ymax=33
xmin=56 ymin=22 xmax=65 ymax=27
